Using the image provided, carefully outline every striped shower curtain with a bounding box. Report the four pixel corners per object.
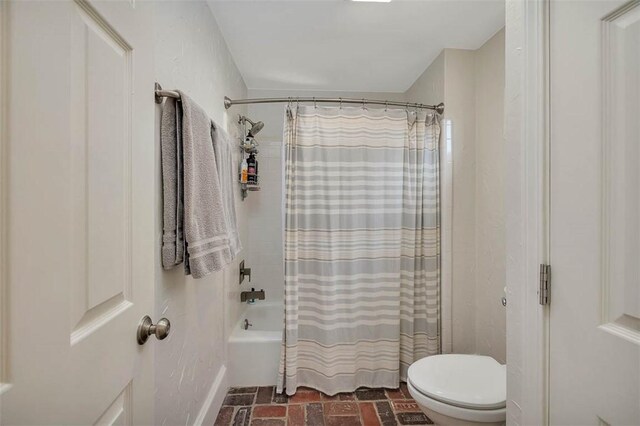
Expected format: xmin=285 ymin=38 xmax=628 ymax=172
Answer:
xmin=277 ymin=105 xmax=440 ymax=396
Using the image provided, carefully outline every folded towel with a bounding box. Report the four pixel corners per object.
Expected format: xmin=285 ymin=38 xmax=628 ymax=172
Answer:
xmin=160 ymin=97 xmax=185 ymax=269
xmin=212 ymin=122 xmax=242 ymax=257
xmin=178 ymin=91 xmax=234 ymax=278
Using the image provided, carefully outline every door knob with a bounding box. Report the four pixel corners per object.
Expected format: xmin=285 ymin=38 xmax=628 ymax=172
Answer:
xmin=137 ymin=315 xmax=171 ymax=345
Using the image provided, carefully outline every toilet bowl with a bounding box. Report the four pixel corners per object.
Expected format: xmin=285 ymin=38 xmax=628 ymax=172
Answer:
xmin=407 ymin=354 xmax=506 ymax=426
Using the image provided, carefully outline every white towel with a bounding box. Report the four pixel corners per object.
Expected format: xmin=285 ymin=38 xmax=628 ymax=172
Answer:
xmin=160 ymin=98 xmax=185 ymax=269
xmin=178 ymin=91 xmax=234 ymax=278
xmin=161 ymin=92 xmax=239 ymax=278
xmin=212 ymin=122 xmax=242 ymax=257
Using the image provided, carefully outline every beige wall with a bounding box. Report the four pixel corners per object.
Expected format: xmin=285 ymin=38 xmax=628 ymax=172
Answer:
xmin=443 ymin=48 xmax=480 ymax=356
xmin=405 ymin=29 xmax=505 ymax=362
xmin=474 ymin=29 xmax=506 ymax=363
xmin=405 ymin=51 xmax=445 ymax=106
xmin=154 ymin=2 xmax=248 ymax=424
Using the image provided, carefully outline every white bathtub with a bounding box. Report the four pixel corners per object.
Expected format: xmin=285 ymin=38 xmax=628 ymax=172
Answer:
xmin=229 ymin=302 xmax=284 ymax=387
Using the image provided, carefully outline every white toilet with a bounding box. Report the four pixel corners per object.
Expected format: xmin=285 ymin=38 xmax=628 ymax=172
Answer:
xmin=407 ymin=354 xmax=506 ymax=426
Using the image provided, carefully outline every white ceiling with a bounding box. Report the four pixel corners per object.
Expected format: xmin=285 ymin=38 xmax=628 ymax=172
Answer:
xmin=207 ymin=0 xmax=504 ymax=93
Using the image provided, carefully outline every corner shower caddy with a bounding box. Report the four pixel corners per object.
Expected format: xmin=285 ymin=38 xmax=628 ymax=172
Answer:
xmin=238 ymin=115 xmax=262 ymax=201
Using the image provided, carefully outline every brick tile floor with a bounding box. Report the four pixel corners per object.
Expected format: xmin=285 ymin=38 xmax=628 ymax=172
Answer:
xmin=214 ymin=385 xmax=433 ymax=426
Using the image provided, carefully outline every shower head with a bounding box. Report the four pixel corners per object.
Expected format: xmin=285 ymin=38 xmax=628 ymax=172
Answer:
xmin=249 ymin=120 xmax=264 ymax=136
xmin=239 ymin=115 xmax=264 ymax=136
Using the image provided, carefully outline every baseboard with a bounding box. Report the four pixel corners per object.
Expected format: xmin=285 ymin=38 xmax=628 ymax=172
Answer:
xmin=193 ymin=365 xmax=228 ymax=426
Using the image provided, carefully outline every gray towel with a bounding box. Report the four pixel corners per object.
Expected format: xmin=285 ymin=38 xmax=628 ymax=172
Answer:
xmin=178 ymin=91 xmax=233 ymax=278
xmin=212 ymin=122 xmax=242 ymax=257
xmin=161 ymin=98 xmax=184 ymax=268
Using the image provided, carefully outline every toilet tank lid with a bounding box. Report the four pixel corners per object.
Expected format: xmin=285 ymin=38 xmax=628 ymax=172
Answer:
xmin=407 ymin=354 xmax=506 ymax=410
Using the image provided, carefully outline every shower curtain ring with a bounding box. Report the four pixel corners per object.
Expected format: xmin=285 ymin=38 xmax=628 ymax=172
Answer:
xmin=339 ymin=98 xmax=343 ymax=109
xmin=385 ymin=101 xmax=388 ymax=112
xmin=362 ymin=98 xmax=366 ymax=110
xmin=313 ymin=97 xmax=317 ymax=109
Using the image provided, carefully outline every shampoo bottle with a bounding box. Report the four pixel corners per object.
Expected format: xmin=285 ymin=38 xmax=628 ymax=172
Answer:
xmin=240 ymin=158 xmax=248 ymax=184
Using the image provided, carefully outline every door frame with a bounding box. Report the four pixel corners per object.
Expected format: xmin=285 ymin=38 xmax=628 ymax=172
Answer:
xmin=0 ymin=0 xmax=9 ymax=401
xmin=505 ymin=0 xmax=550 ymax=424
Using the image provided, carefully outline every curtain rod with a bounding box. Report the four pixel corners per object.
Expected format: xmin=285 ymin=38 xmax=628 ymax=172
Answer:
xmin=223 ymin=96 xmax=445 ymax=114
xmin=154 ymin=83 xmax=445 ymax=114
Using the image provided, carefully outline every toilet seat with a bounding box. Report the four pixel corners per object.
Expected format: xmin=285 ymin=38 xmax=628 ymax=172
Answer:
xmin=407 ymin=354 xmax=506 ymax=410
xmin=407 ymin=380 xmax=506 ymax=424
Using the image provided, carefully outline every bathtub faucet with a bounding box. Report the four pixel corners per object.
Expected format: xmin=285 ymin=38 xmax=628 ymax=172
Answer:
xmin=240 ymin=288 xmax=265 ymax=304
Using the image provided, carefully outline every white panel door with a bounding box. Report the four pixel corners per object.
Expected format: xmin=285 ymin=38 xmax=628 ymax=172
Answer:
xmin=550 ymin=0 xmax=640 ymax=424
xmin=1 ymin=0 xmax=156 ymax=424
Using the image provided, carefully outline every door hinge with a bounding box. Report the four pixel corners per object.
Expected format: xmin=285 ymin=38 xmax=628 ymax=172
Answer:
xmin=539 ymin=264 xmax=551 ymax=305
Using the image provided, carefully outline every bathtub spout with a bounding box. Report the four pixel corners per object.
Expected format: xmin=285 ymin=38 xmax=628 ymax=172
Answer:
xmin=241 ymin=288 xmax=265 ymax=304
